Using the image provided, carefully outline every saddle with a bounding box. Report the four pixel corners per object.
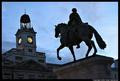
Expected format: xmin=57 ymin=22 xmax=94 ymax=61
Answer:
xmin=67 ymin=22 xmax=89 ymax=41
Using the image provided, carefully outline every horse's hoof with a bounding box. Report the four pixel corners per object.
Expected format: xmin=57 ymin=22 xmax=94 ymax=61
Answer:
xmin=74 ymin=59 xmax=76 ymax=62
xmin=93 ymin=53 xmax=96 ymax=55
xmin=57 ymin=57 xmax=62 ymax=60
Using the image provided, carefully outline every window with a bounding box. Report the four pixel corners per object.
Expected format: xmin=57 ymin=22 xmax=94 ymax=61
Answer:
xmin=16 ymin=77 xmax=24 ymax=79
xmin=15 ymin=56 xmax=23 ymax=61
xmin=16 ymin=74 xmax=24 ymax=79
xmin=3 ymin=73 xmax=11 ymax=79
xmin=38 ymin=74 xmax=44 ymax=78
xmin=4 ymin=73 xmax=11 ymax=75
xmin=28 ymin=74 xmax=35 ymax=79
xmin=4 ymin=61 xmax=10 ymax=65
xmin=38 ymin=59 xmax=44 ymax=63
xmin=28 ymin=49 xmax=33 ymax=52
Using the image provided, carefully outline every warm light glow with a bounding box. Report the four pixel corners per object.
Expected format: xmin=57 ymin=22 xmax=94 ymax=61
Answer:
xmin=28 ymin=37 xmax=33 ymax=43
xmin=18 ymin=38 xmax=22 ymax=44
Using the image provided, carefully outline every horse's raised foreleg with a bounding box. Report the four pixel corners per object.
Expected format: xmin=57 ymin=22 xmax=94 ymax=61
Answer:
xmin=57 ymin=44 xmax=65 ymax=60
xmin=91 ymin=40 xmax=97 ymax=56
xmin=84 ymin=40 xmax=92 ymax=58
xmin=68 ymin=46 xmax=76 ymax=62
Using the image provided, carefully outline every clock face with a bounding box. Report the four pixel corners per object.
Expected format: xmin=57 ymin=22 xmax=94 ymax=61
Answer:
xmin=18 ymin=38 xmax=22 ymax=44
xmin=27 ymin=37 xmax=33 ymax=44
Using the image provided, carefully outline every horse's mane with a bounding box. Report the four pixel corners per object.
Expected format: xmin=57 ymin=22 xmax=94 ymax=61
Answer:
xmin=58 ymin=23 xmax=67 ymax=27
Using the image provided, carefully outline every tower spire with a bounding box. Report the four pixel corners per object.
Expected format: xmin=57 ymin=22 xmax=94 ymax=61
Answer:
xmin=24 ymin=9 xmax=26 ymax=14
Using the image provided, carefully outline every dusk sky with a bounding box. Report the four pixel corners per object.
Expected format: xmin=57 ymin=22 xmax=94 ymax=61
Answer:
xmin=2 ymin=2 xmax=118 ymax=64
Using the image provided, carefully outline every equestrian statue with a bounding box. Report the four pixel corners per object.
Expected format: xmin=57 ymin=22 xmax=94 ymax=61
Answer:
xmin=54 ymin=8 xmax=106 ymax=62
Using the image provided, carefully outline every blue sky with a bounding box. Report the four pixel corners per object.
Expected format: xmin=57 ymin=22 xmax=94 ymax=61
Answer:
xmin=2 ymin=2 xmax=118 ymax=64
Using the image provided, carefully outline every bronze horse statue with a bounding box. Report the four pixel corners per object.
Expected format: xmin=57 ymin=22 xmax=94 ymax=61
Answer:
xmin=55 ymin=23 xmax=106 ymax=61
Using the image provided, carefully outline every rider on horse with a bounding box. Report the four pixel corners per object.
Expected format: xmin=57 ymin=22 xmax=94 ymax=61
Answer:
xmin=68 ymin=8 xmax=83 ymax=26
xmin=68 ymin=8 xmax=83 ymax=48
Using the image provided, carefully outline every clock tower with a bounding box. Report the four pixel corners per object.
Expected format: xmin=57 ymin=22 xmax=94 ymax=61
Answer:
xmin=15 ymin=13 xmax=37 ymax=55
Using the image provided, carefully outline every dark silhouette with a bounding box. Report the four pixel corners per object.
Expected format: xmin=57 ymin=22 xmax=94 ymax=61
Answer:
xmin=68 ymin=8 xmax=83 ymax=49
xmin=55 ymin=23 xmax=106 ymax=62
xmin=68 ymin=8 xmax=83 ymax=26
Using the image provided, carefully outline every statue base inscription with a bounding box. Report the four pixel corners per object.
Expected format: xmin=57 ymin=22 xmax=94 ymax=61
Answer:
xmin=53 ymin=55 xmax=114 ymax=79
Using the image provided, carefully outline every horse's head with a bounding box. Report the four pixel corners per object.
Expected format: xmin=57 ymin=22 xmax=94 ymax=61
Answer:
xmin=55 ymin=23 xmax=67 ymax=38
xmin=55 ymin=24 xmax=60 ymax=38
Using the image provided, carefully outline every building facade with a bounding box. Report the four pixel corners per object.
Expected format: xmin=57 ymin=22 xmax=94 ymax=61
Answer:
xmin=2 ymin=13 xmax=60 ymax=79
xmin=111 ymin=60 xmax=118 ymax=80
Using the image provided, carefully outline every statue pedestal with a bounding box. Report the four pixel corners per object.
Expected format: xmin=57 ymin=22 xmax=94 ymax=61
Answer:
xmin=53 ymin=55 xmax=114 ymax=79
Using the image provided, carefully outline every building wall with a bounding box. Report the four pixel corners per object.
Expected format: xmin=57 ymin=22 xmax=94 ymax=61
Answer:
xmin=2 ymin=68 xmax=57 ymax=79
xmin=3 ymin=49 xmax=45 ymax=64
xmin=111 ymin=60 xmax=118 ymax=80
xmin=2 ymin=66 xmax=56 ymax=79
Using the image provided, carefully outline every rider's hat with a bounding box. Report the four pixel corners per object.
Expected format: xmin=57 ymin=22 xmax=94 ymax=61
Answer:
xmin=72 ymin=8 xmax=77 ymax=12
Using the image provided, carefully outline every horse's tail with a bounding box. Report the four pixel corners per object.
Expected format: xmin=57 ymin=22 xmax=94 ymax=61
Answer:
xmin=91 ymin=26 xmax=106 ymax=49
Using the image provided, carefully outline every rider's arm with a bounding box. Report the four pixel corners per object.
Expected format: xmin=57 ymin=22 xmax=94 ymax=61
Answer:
xmin=69 ymin=13 xmax=74 ymax=21
xmin=76 ymin=13 xmax=82 ymax=23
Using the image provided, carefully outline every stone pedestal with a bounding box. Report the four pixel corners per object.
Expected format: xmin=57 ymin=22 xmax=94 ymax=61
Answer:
xmin=53 ymin=55 xmax=114 ymax=79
